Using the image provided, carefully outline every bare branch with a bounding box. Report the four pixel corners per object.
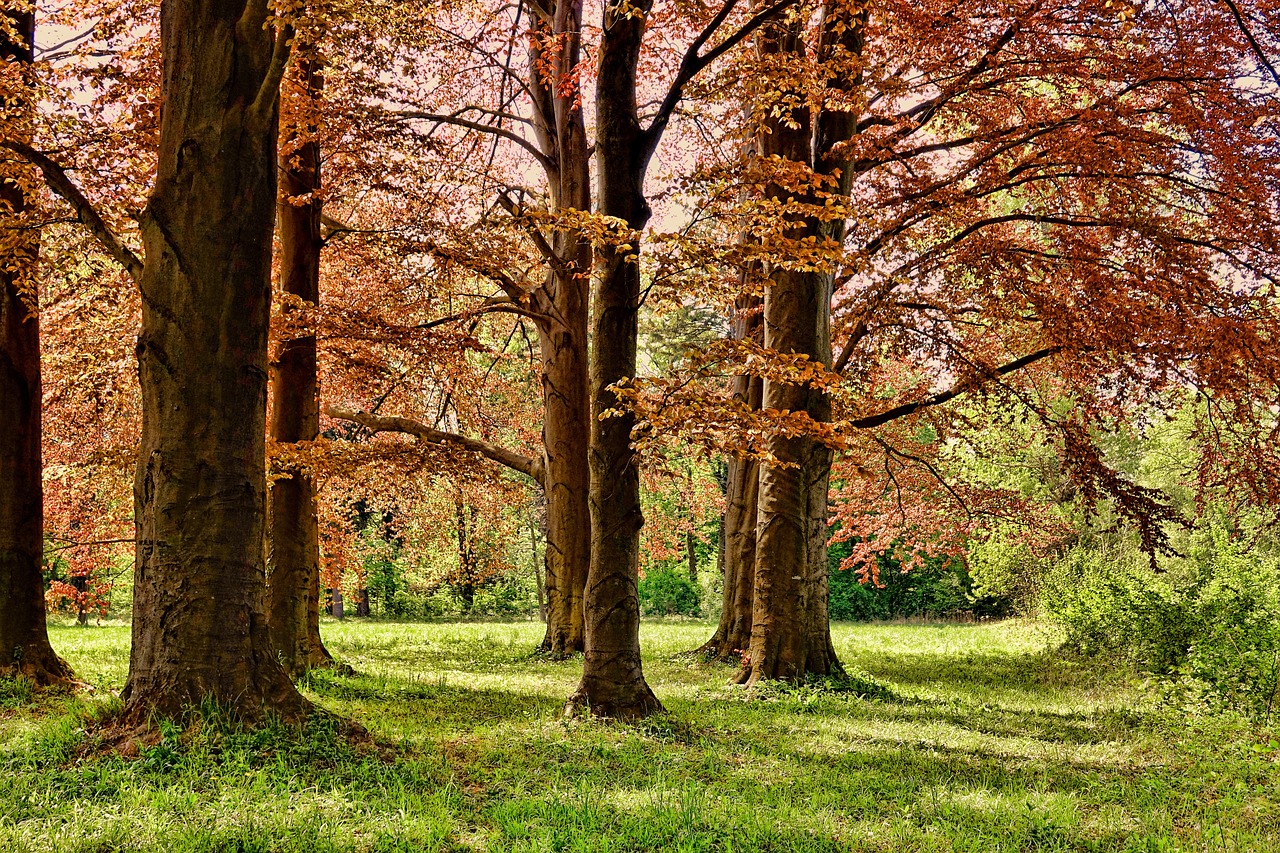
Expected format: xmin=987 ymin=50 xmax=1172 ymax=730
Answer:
xmin=849 ymin=347 xmax=1060 ymax=429
xmin=388 ymin=109 xmax=554 ymax=172
xmin=326 ymin=406 xmax=545 ymax=486
xmin=644 ymin=0 xmax=799 ymax=151
xmin=2 ymin=141 xmax=143 ymax=281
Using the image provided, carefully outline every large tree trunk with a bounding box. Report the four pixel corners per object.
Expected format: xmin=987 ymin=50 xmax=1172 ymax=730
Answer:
xmin=566 ymin=0 xmax=661 ymax=719
xmin=122 ymin=1 xmax=309 ymax=723
xmin=0 ymin=11 xmax=73 ymax=687
xmin=267 ymin=55 xmax=335 ymax=678
xmin=529 ymin=0 xmax=592 ymax=657
xmin=741 ymin=269 xmax=841 ymax=684
xmin=738 ymin=1 xmax=864 ymax=685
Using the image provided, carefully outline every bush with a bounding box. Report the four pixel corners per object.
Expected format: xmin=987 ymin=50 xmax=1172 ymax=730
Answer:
xmin=827 ymin=540 xmax=993 ymax=621
xmin=1041 ymin=521 xmax=1280 ymax=723
xmin=638 ymin=567 xmax=701 ymax=616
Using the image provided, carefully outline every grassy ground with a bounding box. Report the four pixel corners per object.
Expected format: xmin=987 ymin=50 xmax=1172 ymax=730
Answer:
xmin=1 ymin=618 xmax=1276 ymax=852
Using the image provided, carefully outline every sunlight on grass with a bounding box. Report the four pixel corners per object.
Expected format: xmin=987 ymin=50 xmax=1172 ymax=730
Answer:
xmin=2 ymin=618 xmax=1277 ymax=852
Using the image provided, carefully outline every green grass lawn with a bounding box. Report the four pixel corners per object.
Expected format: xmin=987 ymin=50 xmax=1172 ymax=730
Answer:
xmin=2 ymin=618 xmax=1276 ymax=852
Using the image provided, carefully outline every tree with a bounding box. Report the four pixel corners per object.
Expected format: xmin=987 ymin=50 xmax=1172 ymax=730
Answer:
xmin=14 ymin=0 xmax=314 ymax=721
xmin=567 ymin=0 xmax=791 ymax=719
xmin=0 ymin=8 xmax=73 ymax=687
xmin=627 ymin=0 xmax=1280 ymax=684
xmin=267 ymin=49 xmax=337 ymax=677
xmin=113 ymin=0 xmax=310 ymax=720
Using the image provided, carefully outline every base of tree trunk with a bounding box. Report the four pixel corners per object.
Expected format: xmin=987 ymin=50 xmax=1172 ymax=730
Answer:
xmin=120 ymin=669 xmax=312 ymax=730
xmin=565 ymin=654 xmax=664 ymax=720
xmin=0 ymin=643 xmax=73 ymax=688
xmin=733 ymin=633 xmax=841 ymax=688
xmin=539 ymin=622 xmax=585 ymax=658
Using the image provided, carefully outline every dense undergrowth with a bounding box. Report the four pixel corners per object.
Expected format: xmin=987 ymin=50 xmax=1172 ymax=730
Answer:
xmin=2 ymin=619 xmax=1277 ymax=852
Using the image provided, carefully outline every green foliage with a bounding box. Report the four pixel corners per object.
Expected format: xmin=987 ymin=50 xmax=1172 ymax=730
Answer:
xmin=637 ymin=566 xmax=702 ymax=616
xmin=827 ymin=539 xmax=992 ymax=621
xmin=1041 ymin=519 xmax=1280 ymax=724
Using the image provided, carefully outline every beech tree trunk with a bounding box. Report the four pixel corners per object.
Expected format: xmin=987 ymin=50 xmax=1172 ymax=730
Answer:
xmin=534 ymin=304 xmax=589 ymax=654
xmin=698 ymin=298 xmax=762 ymax=661
xmin=528 ymin=0 xmax=592 ymax=656
xmin=0 ymin=11 xmax=73 ymax=687
xmin=566 ymin=0 xmax=662 ymax=719
xmin=267 ymin=55 xmax=335 ymax=678
xmin=738 ymin=2 xmax=864 ymax=685
xmin=122 ymin=1 xmax=309 ymax=723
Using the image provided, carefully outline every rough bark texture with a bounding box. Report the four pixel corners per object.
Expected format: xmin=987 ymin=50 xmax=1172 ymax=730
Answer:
xmin=528 ymin=0 xmax=592 ymax=657
xmin=740 ymin=2 xmax=864 ymax=685
xmin=123 ymin=1 xmax=309 ymax=723
xmin=566 ymin=0 xmax=662 ymax=719
xmin=267 ymin=56 xmax=335 ymax=678
xmin=698 ymin=297 xmax=762 ymax=662
xmin=0 ymin=12 xmax=73 ymax=687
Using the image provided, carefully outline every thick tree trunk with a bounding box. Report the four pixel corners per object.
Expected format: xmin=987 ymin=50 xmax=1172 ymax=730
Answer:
xmin=0 ymin=12 xmax=73 ymax=687
xmin=267 ymin=56 xmax=335 ymax=678
xmin=567 ymin=0 xmax=662 ymax=719
xmin=529 ymin=0 xmax=592 ymax=657
xmin=123 ymin=2 xmax=309 ymax=723
xmin=738 ymin=3 xmax=864 ymax=685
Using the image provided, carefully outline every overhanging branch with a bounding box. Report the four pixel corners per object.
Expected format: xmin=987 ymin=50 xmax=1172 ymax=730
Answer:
xmin=2 ymin=141 xmax=143 ymax=281
xmin=326 ymin=406 xmax=545 ymax=486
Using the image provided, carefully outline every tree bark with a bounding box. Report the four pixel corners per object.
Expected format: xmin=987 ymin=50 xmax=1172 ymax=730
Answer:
xmin=738 ymin=0 xmax=864 ymax=685
xmin=267 ymin=55 xmax=336 ymax=678
xmin=0 ymin=10 xmax=73 ymax=687
xmin=687 ymin=530 xmax=697 ymax=583
xmin=528 ymin=0 xmax=592 ymax=657
xmin=566 ymin=0 xmax=663 ymax=720
xmin=122 ymin=1 xmax=309 ymax=723
xmin=698 ymin=298 xmax=762 ymax=662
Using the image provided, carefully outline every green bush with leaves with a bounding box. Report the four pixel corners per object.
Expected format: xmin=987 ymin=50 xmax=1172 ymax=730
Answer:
xmin=827 ymin=538 xmax=996 ymax=621
xmin=1041 ymin=519 xmax=1280 ymax=724
xmin=638 ymin=567 xmax=702 ymax=616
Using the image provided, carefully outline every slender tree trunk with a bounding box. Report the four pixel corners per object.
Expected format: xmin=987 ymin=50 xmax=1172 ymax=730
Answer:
xmin=567 ymin=0 xmax=662 ymax=719
xmin=122 ymin=2 xmax=309 ymax=723
xmin=267 ymin=55 xmax=335 ymax=678
xmin=528 ymin=504 xmax=547 ymax=621
xmin=0 ymin=10 xmax=73 ymax=687
xmin=739 ymin=0 xmax=864 ymax=685
xmin=697 ymin=298 xmax=762 ymax=661
xmin=687 ymin=530 xmax=697 ymax=583
xmin=529 ymin=0 xmax=592 ymax=657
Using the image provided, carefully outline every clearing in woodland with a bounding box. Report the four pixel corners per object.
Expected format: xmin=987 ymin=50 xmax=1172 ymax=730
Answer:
xmin=1 ymin=619 xmax=1276 ymax=853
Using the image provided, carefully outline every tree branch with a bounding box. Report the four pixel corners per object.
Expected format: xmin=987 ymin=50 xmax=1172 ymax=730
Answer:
xmin=1 ymin=141 xmax=143 ymax=281
xmin=849 ymin=347 xmax=1060 ymax=429
xmin=644 ymin=0 xmax=799 ymax=152
xmin=388 ymin=109 xmax=555 ymax=172
xmin=1220 ymin=0 xmax=1280 ymax=89
xmin=249 ymin=21 xmax=294 ymax=132
xmin=326 ymin=406 xmax=545 ymax=486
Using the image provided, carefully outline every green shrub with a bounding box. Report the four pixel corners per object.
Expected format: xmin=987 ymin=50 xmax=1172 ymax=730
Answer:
xmin=1041 ymin=521 xmax=1280 ymax=723
xmin=827 ymin=539 xmax=993 ymax=621
xmin=638 ymin=567 xmax=701 ymax=616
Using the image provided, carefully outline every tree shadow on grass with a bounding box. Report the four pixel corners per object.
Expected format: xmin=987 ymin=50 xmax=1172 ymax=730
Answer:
xmin=849 ymin=647 xmax=1112 ymax=696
